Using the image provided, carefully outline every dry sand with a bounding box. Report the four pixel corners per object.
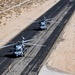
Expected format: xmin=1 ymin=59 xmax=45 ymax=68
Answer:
xmin=46 ymin=11 xmax=75 ymax=74
xmin=0 ymin=0 xmax=59 ymax=47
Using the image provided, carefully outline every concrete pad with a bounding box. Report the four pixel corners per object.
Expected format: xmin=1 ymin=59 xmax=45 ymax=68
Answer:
xmin=38 ymin=65 xmax=71 ymax=75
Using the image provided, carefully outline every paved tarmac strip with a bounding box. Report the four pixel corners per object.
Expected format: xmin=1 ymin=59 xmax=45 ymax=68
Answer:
xmin=38 ymin=2 xmax=75 ymax=75
xmin=1 ymin=0 xmax=69 ymax=75
xmin=21 ymin=1 xmax=74 ymax=75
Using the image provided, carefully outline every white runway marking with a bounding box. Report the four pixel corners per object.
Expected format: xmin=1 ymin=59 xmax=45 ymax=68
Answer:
xmin=0 ymin=58 xmax=7 ymax=65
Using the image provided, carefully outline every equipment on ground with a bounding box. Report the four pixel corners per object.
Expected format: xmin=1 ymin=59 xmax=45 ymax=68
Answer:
xmin=0 ymin=36 xmax=45 ymax=57
xmin=31 ymin=16 xmax=60 ymax=30
xmin=39 ymin=17 xmax=47 ymax=30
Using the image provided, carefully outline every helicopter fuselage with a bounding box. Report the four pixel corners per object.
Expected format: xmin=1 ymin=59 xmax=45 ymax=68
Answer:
xmin=39 ymin=21 xmax=47 ymax=30
xmin=13 ymin=44 xmax=25 ymax=57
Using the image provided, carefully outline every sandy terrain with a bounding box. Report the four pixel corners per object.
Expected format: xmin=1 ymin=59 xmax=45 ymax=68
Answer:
xmin=46 ymin=11 xmax=75 ymax=74
xmin=0 ymin=0 xmax=59 ymax=47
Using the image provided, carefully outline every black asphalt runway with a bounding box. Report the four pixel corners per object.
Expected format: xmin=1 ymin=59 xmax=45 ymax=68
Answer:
xmin=21 ymin=2 xmax=75 ymax=75
xmin=0 ymin=0 xmax=74 ymax=75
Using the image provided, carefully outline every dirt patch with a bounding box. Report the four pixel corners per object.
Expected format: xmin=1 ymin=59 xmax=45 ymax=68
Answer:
xmin=0 ymin=0 xmax=48 ymax=19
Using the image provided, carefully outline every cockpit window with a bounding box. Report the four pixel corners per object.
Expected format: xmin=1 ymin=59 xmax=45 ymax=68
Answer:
xmin=41 ymin=22 xmax=45 ymax=25
xmin=15 ymin=45 xmax=22 ymax=50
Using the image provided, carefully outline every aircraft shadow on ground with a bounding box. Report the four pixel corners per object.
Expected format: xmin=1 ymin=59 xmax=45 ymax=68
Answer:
xmin=33 ymin=28 xmax=42 ymax=31
xmin=4 ymin=54 xmax=17 ymax=58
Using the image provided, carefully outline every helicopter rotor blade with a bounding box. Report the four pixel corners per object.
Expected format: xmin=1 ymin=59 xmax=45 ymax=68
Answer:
xmin=0 ymin=43 xmax=17 ymax=49
xmin=45 ymin=18 xmax=55 ymax=21
xmin=21 ymin=36 xmax=37 ymax=43
xmin=23 ymin=39 xmax=36 ymax=43
xmin=24 ymin=42 xmax=46 ymax=47
xmin=28 ymin=18 xmax=55 ymax=23
xmin=47 ymin=20 xmax=61 ymax=23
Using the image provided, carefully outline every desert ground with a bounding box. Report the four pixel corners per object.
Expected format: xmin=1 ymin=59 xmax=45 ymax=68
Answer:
xmin=0 ymin=0 xmax=58 ymax=46
xmin=0 ymin=0 xmax=75 ymax=75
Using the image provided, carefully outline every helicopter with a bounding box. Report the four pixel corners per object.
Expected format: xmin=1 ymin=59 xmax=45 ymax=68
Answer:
xmin=39 ymin=16 xmax=47 ymax=30
xmin=39 ymin=17 xmax=61 ymax=30
xmin=29 ymin=16 xmax=59 ymax=30
xmin=0 ymin=36 xmax=45 ymax=57
xmin=32 ymin=16 xmax=50 ymax=30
